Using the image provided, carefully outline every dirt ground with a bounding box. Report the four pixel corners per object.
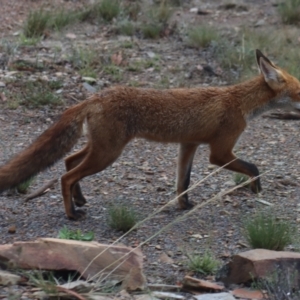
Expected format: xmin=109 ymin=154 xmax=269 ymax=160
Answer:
xmin=0 ymin=0 xmax=300 ymax=292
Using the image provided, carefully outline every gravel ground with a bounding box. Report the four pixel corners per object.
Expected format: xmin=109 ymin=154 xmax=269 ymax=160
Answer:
xmin=0 ymin=0 xmax=300 ymax=292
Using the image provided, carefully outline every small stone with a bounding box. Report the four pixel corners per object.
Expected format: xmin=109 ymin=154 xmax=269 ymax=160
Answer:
xmin=190 ymin=7 xmax=198 ymax=13
xmin=231 ymin=288 xmax=264 ymax=299
xmin=8 ymin=225 xmax=16 ymax=234
xmin=0 ymin=271 xmax=21 ymax=286
xmin=65 ymin=33 xmax=77 ymax=39
xmin=83 ymin=82 xmax=97 ymax=93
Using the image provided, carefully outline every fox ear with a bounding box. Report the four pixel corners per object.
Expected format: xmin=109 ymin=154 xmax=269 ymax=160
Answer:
xmin=256 ymin=49 xmax=285 ymax=84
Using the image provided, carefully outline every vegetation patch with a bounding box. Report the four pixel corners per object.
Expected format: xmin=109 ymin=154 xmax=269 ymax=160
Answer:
xmin=58 ymin=226 xmax=94 ymax=241
xmin=187 ymin=25 xmax=219 ymax=48
xmin=108 ymin=205 xmax=138 ymax=232
xmin=277 ymin=0 xmax=300 ymax=24
xmin=244 ymin=211 xmax=295 ymax=251
xmin=187 ymin=250 xmax=220 ymax=275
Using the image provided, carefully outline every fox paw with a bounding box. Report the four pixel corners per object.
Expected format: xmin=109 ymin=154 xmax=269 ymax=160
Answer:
xmin=73 ymin=195 xmax=87 ymax=207
xmin=68 ymin=209 xmax=86 ymax=220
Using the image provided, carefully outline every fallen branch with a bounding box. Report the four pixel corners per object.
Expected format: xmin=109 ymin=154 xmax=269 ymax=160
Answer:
xmin=24 ymin=178 xmax=58 ymax=202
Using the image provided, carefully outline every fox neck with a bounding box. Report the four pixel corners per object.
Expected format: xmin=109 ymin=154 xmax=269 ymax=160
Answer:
xmin=234 ymin=75 xmax=291 ymax=120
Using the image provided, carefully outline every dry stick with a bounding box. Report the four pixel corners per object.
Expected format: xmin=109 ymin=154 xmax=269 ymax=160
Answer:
xmin=56 ymin=286 xmax=87 ymax=300
xmin=80 ymin=160 xmax=237 ymax=280
xmin=93 ymin=170 xmax=271 ymax=286
xmin=24 ymin=178 xmax=58 ymax=202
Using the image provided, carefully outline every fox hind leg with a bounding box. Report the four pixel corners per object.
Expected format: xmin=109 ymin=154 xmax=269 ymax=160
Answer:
xmin=64 ymin=145 xmax=90 ymax=207
xmin=61 ymin=144 xmax=126 ymax=220
xmin=176 ymin=143 xmax=198 ymax=209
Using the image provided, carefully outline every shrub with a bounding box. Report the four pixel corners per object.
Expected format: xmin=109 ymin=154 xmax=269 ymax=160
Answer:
xmin=244 ymin=211 xmax=295 ymax=251
xmin=108 ymin=205 xmax=138 ymax=232
xmin=97 ymin=0 xmax=120 ymax=22
xmin=187 ymin=250 xmax=220 ymax=275
xmin=277 ymin=0 xmax=300 ymax=25
xmin=187 ymin=25 xmax=219 ymax=48
xmin=23 ymin=9 xmax=51 ymax=38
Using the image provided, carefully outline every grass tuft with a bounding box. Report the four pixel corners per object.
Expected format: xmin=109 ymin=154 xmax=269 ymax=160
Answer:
xmin=23 ymin=9 xmax=51 ymax=38
xmin=277 ymin=0 xmax=300 ymax=24
xmin=244 ymin=211 xmax=295 ymax=251
xmin=117 ymin=20 xmax=135 ymax=36
xmin=97 ymin=0 xmax=121 ymax=22
xmin=233 ymin=173 xmax=250 ymax=187
xmin=187 ymin=250 xmax=220 ymax=275
xmin=187 ymin=25 xmax=219 ymax=48
xmin=16 ymin=177 xmax=35 ymax=194
xmin=108 ymin=205 xmax=138 ymax=232
xmin=58 ymin=226 xmax=94 ymax=241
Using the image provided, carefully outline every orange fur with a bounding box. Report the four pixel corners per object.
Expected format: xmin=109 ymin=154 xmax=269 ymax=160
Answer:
xmin=1 ymin=50 xmax=300 ymax=220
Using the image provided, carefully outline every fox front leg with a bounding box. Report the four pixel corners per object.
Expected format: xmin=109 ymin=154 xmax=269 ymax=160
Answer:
xmin=176 ymin=143 xmax=199 ymax=209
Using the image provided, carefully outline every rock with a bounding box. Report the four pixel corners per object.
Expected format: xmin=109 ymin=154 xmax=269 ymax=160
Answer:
xmin=182 ymin=276 xmax=224 ymax=292
xmin=8 ymin=225 xmax=16 ymax=234
xmin=217 ymin=249 xmax=300 ymax=286
xmin=0 ymin=238 xmax=146 ymax=291
xmin=83 ymin=81 xmax=97 ymax=93
xmin=194 ymin=293 xmax=235 ymax=300
xmin=152 ymin=291 xmax=185 ymax=299
xmin=231 ymin=288 xmax=264 ymax=299
xmin=159 ymin=252 xmax=174 ymax=264
xmin=0 ymin=270 xmax=22 ymax=286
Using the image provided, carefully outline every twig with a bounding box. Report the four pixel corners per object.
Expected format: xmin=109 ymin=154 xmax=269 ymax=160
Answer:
xmin=24 ymin=178 xmax=58 ymax=202
xmin=56 ymin=286 xmax=87 ymax=300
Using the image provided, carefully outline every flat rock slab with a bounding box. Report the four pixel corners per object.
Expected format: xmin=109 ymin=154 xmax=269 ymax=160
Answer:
xmin=217 ymin=249 xmax=300 ymax=285
xmin=0 ymin=238 xmax=146 ymax=290
xmin=182 ymin=276 xmax=224 ymax=292
xmin=194 ymin=293 xmax=235 ymax=300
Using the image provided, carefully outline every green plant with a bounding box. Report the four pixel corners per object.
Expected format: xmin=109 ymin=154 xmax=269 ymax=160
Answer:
xmin=18 ymin=34 xmax=41 ymax=46
xmin=187 ymin=25 xmax=219 ymax=48
xmin=278 ymin=0 xmax=300 ymax=24
xmin=19 ymin=81 xmax=62 ymax=108
xmin=244 ymin=211 xmax=295 ymax=251
xmin=141 ymin=23 xmax=162 ymax=39
xmin=49 ymin=9 xmax=78 ymax=31
xmin=124 ymin=2 xmax=141 ymax=21
xmin=27 ymin=271 xmax=59 ymax=295
xmin=97 ymin=0 xmax=120 ymax=22
xmin=68 ymin=47 xmax=99 ymax=78
xmin=103 ymin=65 xmax=123 ymax=81
xmin=153 ymin=1 xmax=173 ymax=24
xmin=233 ymin=172 xmax=249 ymax=186
xmin=108 ymin=205 xmax=138 ymax=232
xmin=187 ymin=250 xmax=220 ymax=275
xmin=58 ymin=226 xmax=94 ymax=241
xmin=16 ymin=177 xmax=35 ymax=194
xmin=117 ymin=20 xmax=135 ymax=36
xmin=23 ymin=9 xmax=51 ymax=38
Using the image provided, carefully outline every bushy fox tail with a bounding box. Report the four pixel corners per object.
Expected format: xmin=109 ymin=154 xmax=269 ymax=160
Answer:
xmin=0 ymin=102 xmax=88 ymax=192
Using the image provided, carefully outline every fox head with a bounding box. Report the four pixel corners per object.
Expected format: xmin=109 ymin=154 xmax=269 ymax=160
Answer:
xmin=256 ymin=49 xmax=300 ymax=110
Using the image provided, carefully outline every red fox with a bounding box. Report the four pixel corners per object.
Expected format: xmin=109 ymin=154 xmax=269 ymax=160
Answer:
xmin=0 ymin=50 xmax=300 ymax=220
